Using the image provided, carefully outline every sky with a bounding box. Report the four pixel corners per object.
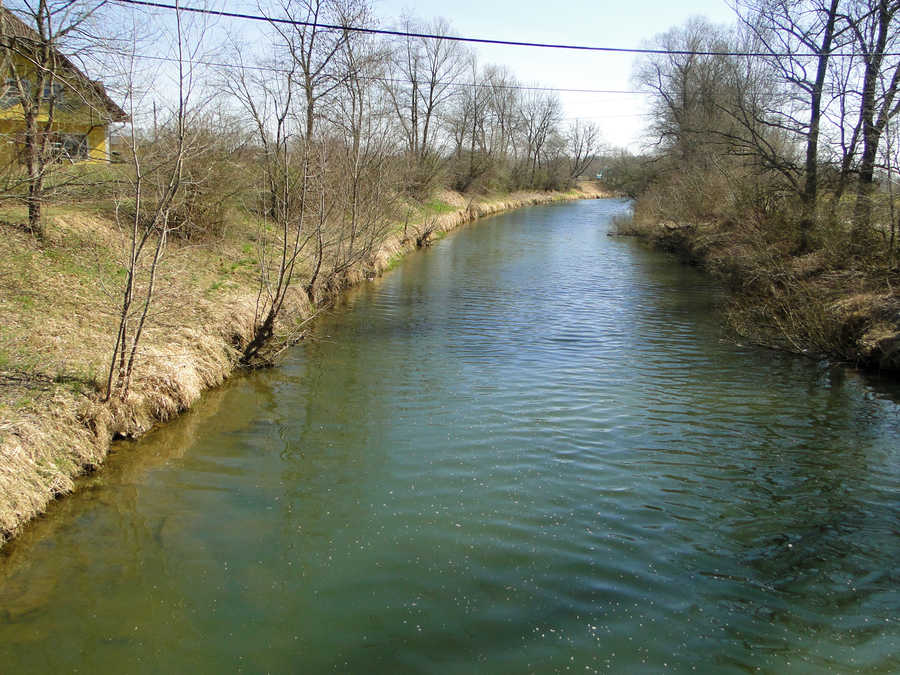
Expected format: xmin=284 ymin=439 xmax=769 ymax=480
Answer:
xmin=369 ymin=0 xmax=742 ymax=150
xmin=95 ymin=0 xmax=742 ymax=150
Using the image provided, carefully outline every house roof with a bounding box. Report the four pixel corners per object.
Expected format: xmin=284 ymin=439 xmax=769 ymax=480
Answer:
xmin=0 ymin=5 xmax=128 ymax=122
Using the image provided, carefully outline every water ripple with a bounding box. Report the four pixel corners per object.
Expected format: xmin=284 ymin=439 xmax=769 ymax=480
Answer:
xmin=1 ymin=200 xmax=898 ymax=673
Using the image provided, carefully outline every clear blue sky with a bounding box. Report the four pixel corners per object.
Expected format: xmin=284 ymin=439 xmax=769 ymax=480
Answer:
xmin=372 ymin=0 xmax=740 ymax=149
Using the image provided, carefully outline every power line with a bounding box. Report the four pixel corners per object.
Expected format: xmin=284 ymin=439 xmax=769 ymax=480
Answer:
xmin=105 ymin=50 xmax=648 ymax=95
xmin=111 ymin=0 xmax=898 ymax=58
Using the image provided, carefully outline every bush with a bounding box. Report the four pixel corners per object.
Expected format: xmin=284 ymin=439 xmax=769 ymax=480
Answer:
xmin=135 ymin=119 xmax=257 ymax=241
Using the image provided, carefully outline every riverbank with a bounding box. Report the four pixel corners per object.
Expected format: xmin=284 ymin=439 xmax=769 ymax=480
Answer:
xmin=0 ymin=184 xmax=607 ymax=547
xmin=4 ymin=196 xmax=897 ymax=673
xmin=613 ymin=214 xmax=900 ymax=374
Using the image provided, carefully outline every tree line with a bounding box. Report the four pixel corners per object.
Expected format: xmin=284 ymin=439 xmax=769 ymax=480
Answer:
xmin=621 ymin=0 xmax=900 ymax=258
xmin=0 ymin=0 xmax=601 ymax=400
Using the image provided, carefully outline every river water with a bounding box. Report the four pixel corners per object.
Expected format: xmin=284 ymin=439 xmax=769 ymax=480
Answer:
xmin=1 ymin=199 xmax=899 ymax=673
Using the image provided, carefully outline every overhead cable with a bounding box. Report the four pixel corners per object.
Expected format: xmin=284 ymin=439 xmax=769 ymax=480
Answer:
xmin=110 ymin=0 xmax=900 ymax=58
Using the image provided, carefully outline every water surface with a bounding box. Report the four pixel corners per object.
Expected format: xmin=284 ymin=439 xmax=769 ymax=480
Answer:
xmin=2 ymin=199 xmax=899 ymax=673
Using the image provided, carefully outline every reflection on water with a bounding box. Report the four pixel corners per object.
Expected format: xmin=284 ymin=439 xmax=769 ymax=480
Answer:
xmin=1 ymin=199 xmax=899 ymax=673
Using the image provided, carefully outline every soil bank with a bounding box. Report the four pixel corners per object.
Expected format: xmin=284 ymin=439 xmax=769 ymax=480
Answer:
xmin=614 ymin=215 xmax=900 ymax=376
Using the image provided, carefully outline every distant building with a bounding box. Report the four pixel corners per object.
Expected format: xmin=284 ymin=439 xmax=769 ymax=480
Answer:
xmin=0 ymin=5 xmax=127 ymax=164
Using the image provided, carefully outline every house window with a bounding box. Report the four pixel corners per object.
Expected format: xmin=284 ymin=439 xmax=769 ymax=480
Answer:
xmin=1 ymin=78 xmax=25 ymax=106
xmin=42 ymin=82 xmax=64 ymax=101
xmin=55 ymin=133 xmax=89 ymax=161
xmin=0 ymin=79 xmax=66 ymax=106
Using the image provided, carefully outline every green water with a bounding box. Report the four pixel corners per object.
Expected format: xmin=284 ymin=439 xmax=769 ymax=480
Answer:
xmin=1 ymin=199 xmax=899 ymax=673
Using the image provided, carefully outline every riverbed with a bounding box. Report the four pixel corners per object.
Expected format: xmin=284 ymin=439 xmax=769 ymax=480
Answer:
xmin=1 ymin=199 xmax=898 ymax=672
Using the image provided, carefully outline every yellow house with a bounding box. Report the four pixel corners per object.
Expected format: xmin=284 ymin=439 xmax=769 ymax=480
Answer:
xmin=0 ymin=5 xmax=126 ymax=165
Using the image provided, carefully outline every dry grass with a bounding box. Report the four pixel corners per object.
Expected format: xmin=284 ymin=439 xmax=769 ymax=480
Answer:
xmin=0 ymin=184 xmax=607 ymax=546
xmin=627 ymin=204 xmax=900 ymax=370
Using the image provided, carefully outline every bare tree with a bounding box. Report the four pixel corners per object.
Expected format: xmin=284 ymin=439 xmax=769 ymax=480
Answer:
xmin=384 ymin=15 xmax=466 ymax=193
xmin=104 ymin=1 xmax=199 ymax=401
xmin=845 ymin=0 xmax=900 ymax=233
xmin=635 ymin=19 xmax=739 ymax=164
xmin=449 ymin=54 xmax=493 ymax=190
xmin=517 ymin=88 xmax=561 ymax=187
xmin=879 ymin=112 xmax=898 ymax=255
xmin=268 ymin=0 xmax=362 ymax=141
xmin=822 ymin=38 xmax=865 ymax=215
xmin=567 ymin=119 xmax=601 ymax=180
xmin=483 ymin=65 xmax=521 ymax=163
xmin=222 ymin=31 xmax=314 ymax=365
xmin=324 ymin=22 xmax=395 ymax=288
xmin=737 ymin=0 xmax=847 ymax=243
xmin=264 ymin=0 xmax=377 ymax=305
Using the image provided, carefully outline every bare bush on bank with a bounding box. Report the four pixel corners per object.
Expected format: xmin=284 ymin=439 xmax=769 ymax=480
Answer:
xmin=223 ymin=22 xmax=313 ymax=366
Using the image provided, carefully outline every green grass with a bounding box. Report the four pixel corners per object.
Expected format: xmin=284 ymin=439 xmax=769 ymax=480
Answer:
xmin=384 ymin=252 xmax=405 ymax=271
xmin=422 ymin=198 xmax=455 ymax=215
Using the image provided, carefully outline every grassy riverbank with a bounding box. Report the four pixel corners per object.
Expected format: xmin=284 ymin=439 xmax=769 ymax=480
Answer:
xmin=613 ymin=211 xmax=900 ymax=374
xmin=0 ymin=183 xmax=607 ymax=547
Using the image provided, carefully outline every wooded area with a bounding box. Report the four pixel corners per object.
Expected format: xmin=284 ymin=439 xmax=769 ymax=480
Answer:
xmin=610 ymin=0 xmax=900 ymax=365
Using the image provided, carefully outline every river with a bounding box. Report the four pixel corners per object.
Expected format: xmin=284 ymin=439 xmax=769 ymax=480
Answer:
xmin=1 ymin=198 xmax=899 ymax=673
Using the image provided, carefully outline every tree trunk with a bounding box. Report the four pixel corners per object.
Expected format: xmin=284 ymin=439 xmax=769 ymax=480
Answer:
xmin=852 ymin=0 xmax=898 ymax=236
xmin=23 ymin=113 xmax=44 ymax=237
xmin=800 ymin=0 xmax=841 ymax=251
